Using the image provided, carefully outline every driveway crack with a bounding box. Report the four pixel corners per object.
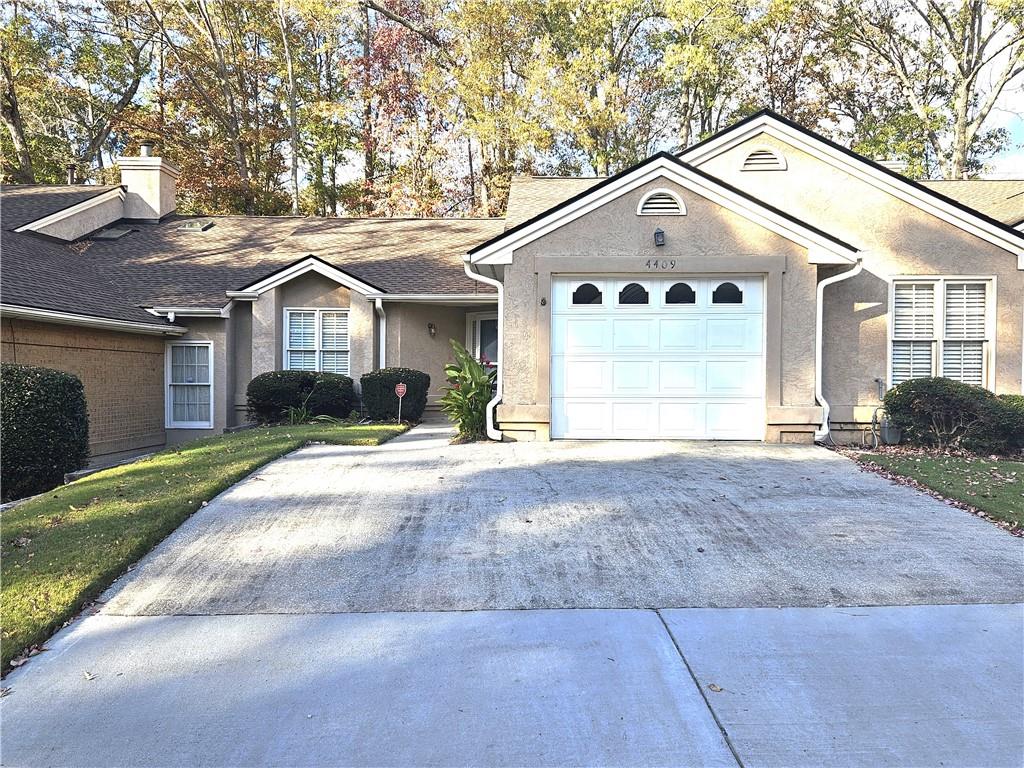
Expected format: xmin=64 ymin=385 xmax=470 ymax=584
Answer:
xmin=655 ymin=609 xmax=745 ymax=768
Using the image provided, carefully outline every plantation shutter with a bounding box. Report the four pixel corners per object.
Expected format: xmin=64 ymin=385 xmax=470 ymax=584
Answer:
xmin=286 ymin=311 xmax=317 ymax=371
xmin=941 ymin=282 xmax=986 ymax=385
xmin=891 ymin=283 xmax=935 ymax=384
xmin=320 ymin=311 xmax=350 ymax=375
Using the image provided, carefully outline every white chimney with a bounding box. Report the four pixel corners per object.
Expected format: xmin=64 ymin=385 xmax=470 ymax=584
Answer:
xmin=118 ymin=152 xmax=180 ymax=222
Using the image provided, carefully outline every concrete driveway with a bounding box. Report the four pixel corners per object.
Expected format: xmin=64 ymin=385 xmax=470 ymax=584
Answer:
xmin=3 ymin=423 xmax=1022 ymax=767
xmin=101 ymin=422 xmax=1022 ymax=614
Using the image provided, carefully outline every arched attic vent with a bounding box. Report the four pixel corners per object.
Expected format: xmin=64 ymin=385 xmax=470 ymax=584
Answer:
xmin=741 ymin=146 xmax=787 ymax=171
xmin=636 ymin=188 xmax=686 ymax=215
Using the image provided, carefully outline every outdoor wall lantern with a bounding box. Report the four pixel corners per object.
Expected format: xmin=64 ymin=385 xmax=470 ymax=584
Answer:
xmin=427 ymin=322 xmax=437 ymax=338
xmin=653 ymin=227 xmax=666 ymax=247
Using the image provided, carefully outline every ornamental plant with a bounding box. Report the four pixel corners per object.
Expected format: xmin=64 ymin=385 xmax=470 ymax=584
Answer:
xmin=439 ymin=340 xmax=496 ymax=441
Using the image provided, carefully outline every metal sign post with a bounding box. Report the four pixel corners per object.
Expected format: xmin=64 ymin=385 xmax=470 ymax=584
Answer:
xmin=395 ymin=382 xmax=407 ymax=422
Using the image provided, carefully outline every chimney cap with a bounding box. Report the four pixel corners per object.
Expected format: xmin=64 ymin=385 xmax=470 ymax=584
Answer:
xmin=139 ymin=140 xmax=155 ymax=157
xmin=66 ymin=163 xmax=77 ymax=185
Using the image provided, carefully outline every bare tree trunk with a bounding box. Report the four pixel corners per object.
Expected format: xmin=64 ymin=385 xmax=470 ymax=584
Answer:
xmin=361 ymin=1 xmax=375 ymax=215
xmin=276 ymin=0 xmax=300 ymax=215
xmin=0 ymin=57 xmax=34 ymax=183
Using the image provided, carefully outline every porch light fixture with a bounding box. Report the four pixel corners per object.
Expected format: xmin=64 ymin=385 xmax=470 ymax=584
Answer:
xmin=427 ymin=322 xmax=437 ymax=338
xmin=653 ymin=227 xmax=666 ymax=247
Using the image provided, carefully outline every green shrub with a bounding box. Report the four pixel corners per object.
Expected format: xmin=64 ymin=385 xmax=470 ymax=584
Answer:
xmin=246 ymin=370 xmax=355 ymax=424
xmin=440 ymin=340 xmax=496 ymax=440
xmin=997 ymin=394 xmax=1024 ymax=451
xmin=883 ymin=377 xmax=1015 ymax=453
xmin=1 ymin=363 xmax=89 ymax=501
xmin=360 ymin=368 xmax=430 ymax=422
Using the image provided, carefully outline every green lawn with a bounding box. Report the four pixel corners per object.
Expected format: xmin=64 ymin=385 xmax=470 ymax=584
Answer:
xmin=857 ymin=452 xmax=1024 ymax=530
xmin=0 ymin=423 xmax=406 ymax=670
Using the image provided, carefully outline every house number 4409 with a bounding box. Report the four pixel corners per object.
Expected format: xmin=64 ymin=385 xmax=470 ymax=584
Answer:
xmin=645 ymin=259 xmax=677 ymax=269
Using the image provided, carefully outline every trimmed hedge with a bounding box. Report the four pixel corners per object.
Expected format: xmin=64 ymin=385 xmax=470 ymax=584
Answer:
xmin=360 ymin=368 xmax=430 ymax=422
xmin=883 ymin=377 xmax=1019 ymax=454
xmin=1 ymin=363 xmax=89 ymax=501
xmin=246 ymin=370 xmax=355 ymax=423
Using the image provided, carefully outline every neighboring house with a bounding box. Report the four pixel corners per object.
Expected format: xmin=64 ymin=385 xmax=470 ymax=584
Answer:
xmin=2 ymin=110 xmax=1022 ymax=460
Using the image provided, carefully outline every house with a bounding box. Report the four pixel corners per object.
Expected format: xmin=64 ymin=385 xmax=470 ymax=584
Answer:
xmin=2 ymin=110 xmax=1022 ymax=460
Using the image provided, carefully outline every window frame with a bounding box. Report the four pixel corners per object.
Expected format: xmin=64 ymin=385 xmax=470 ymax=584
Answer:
xmin=165 ymin=340 xmax=214 ymax=429
xmin=888 ymin=276 xmax=996 ymax=390
xmin=465 ymin=310 xmax=499 ymax=367
xmin=283 ymin=307 xmax=351 ymax=375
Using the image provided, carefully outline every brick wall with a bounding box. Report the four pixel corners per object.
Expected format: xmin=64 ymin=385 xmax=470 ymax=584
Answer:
xmin=1 ymin=319 xmax=166 ymax=459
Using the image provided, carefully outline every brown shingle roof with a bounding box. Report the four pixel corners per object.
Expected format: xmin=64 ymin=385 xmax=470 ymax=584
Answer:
xmin=919 ymin=180 xmax=1024 ymax=226
xmin=1 ymin=184 xmax=122 ymax=230
xmin=504 ymin=176 xmax=603 ymax=229
xmin=2 ymin=213 xmax=504 ymax=326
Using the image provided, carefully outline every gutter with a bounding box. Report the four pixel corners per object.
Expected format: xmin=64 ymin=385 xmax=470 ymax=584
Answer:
xmin=462 ymin=261 xmax=504 ymax=441
xmin=374 ymin=298 xmax=387 ymax=369
xmin=0 ymin=303 xmax=187 ymax=336
xmin=814 ymin=259 xmax=863 ymax=442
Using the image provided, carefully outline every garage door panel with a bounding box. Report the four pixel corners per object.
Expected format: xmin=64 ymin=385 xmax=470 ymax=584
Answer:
xmin=612 ymin=319 xmax=653 ymax=351
xmin=554 ymin=398 xmax=610 ymax=438
xmin=612 ymin=360 xmax=654 ymax=394
xmin=706 ymin=359 xmax=762 ymax=395
xmin=658 ymin=402 xmax=707 ymax=437
xmin=707 ymin=402 xmax=764 ymax=438
xmin=560 ymin=358 xmax=609 ymax=394
xmin=612 ymin=401 xmax=655 ymax=436
xmin=706 ymin=317 xmax=760 ymax=352
xmin=659 ymin=360 xmax=702 ymax=393
xmin=659 ymin=318 xmax=701 ymax=351
xmin=562 ymin=318 xmax=611 ymax=353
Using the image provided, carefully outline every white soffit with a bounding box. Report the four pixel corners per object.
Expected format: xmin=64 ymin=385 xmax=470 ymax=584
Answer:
xmin=468 ymin=155 xmax=858 ymax=266
xmin=679 ymin=115 xmax=1024 ymax=269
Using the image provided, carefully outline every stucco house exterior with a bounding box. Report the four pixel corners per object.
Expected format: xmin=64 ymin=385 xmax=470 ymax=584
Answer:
xmin=2 ymin=110 xmax=1022 ymax=461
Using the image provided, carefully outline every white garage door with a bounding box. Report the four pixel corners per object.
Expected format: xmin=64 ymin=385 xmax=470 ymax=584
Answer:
xmin=551 ymin=276 xmax=765 ymax=440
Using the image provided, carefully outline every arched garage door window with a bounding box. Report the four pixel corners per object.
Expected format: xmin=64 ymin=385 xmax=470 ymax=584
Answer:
xmin=572 ymin=283 xmax=602 ymax=305
xmin=712 ymin=282 xmax=743 ymax=304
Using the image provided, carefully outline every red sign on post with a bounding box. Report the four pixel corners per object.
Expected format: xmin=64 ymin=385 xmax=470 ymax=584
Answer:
xmin=395 ymin=382 xmax=407 ymax=422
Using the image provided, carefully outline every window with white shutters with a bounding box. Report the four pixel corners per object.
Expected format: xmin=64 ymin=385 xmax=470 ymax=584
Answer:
xmin=285 ymin=308 xmax=350 ymax=375
xmin=890 ymin=279 xmax=992 ymax=388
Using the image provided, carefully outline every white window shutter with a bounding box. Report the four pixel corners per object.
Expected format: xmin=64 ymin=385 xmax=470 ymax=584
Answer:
xmin=288 ymin=311 xmax=316 ymax=349
xmin=893 ymin=283 xmax=934 ymax=339
xmin=942 ymin=342 xmax=984 ymax=386
xmin=892 ymin=341 xmax=933 ymax=384
xmin=944 ymin=283 xmax=986 ymax=340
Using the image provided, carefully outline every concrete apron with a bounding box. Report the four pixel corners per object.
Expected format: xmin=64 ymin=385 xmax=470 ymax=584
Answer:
xmin=2 ymin=604 xmax=1021 ymax=767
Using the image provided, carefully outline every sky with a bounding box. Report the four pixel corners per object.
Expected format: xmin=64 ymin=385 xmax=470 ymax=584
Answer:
xmin=986 ymin=89 xmax=1024 ymax=179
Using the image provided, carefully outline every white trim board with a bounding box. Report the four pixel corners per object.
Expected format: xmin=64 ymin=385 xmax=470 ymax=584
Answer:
xmin=678 ymin=114 xmax=1024 ymax=268
xmin=467 ymin=155 xmax=858 ymax=266
xmin=365 ymin=293 xmax=497 ymax=304
xmin=227 ymin=256 xmax=380 ymax=297
xmin=0 ymin=303 xmax=186 ymax=335
xmin=12 ymin=187 xmax=126 ymax=236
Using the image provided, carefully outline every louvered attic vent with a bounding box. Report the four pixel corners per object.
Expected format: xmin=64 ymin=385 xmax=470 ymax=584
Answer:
xmin=741 ymin=148 xmax=787 ymax=171
xmin=637 ymin=189 xmax=685 ymax=215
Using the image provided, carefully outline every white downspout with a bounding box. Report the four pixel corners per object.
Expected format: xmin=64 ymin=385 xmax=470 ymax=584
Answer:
xmin=374 ymin=298 xmax=386 ymax=369
xmin=463 ymin=261 xmax=503 ymax=441
xmin=815 ymin=258 xmax=863 ymax=442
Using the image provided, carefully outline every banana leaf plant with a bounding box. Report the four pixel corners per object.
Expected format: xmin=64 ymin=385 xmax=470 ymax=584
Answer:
xmin=440 ymin=340 xmax=497 ymax=440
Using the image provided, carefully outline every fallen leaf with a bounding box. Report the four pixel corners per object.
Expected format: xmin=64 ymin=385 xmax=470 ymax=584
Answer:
xmin=0 ymin=688 xmax=11 ymax=698
xmin=707 ymin=683 xmax=723 ymax=693
xmin=82 ymin=671 xmax=96 ymax=681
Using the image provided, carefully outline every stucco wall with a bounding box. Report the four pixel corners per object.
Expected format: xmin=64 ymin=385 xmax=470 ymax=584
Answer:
xmin=385 ymin=303 xmax=472 ymax=403
xmin=698 ymin=133 xmax=1024 ymax=427
xmin=34 ymin=195 xmax=124 ymax=241
xmin=1 ymin=318 xmax=165 ymax=460
xmin=500 ymin=177 xmax=819 ymax=441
